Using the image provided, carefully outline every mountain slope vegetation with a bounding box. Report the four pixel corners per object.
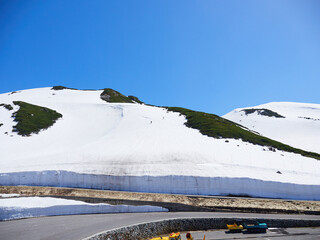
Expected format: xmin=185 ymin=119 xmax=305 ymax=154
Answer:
xmin=12 ymin=101 xmax=62 ymax=136
xmin=224 ymin=102 xmax=320 ymax=154
xmin=242 ymin=108 xmax=285 ymax=118
xmin=100 ymin=88 xmax=134 ymax=103
xmin=167 ymin=107 xmax=320 ymax=160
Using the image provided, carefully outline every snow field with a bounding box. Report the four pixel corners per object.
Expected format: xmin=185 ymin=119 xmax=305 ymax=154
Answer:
xmin=223 ymin=102 xmax=320 ymax=154
xmin=0 ymin=197 xmax=168 ymax=221
xmin=0 ymin=194 xmax=20 ymax=198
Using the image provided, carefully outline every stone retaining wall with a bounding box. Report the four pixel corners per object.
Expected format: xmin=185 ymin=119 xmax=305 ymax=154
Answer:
xmin=84 ymin=217 xmax=320 ymax=240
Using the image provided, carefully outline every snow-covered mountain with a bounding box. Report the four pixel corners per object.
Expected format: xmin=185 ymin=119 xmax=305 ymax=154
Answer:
xmin=0 ymin=87 xmax=319 ymax=200
xmin=224 ymin=102 xmax=320 ymax=154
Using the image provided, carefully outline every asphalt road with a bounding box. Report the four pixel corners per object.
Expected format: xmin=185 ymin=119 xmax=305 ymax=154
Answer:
xmin=0 ymin=212 xmax=319 ymax=240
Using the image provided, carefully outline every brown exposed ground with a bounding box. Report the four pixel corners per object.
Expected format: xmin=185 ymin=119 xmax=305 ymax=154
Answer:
xmin=1 ymin=186 xmax=319 ymax=215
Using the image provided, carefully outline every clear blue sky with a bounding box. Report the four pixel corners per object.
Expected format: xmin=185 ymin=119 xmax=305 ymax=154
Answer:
xmin=1 ymin=0 xmax=319 ymax=115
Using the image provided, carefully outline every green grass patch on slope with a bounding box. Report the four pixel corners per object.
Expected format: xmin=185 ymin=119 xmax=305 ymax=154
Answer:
xmin=12 ymin=101 xmax=62 ymax=136
xmin=0 ymin=103 xmax=13 ymax=111
xmin=242 ymin=108 xmax=285 ymax=118
xmin=128 ymin=95 xmax=143 ymax=104
xmin=167 ymin=107 xmax=320 ymax=160
xmin=100 ymin=88 xmax=134 ymax=103
xmin=51 ymin=86 xmax=77 ymax=90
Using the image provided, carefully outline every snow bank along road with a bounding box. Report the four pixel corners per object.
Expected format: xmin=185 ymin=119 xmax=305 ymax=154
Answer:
xmin=1 ymin=88 xmax=320 ymax=200
xmin=0 ymin=212 xmax=320 ymax=240
xmin=0 ymin=196 xmax=167 ymax=221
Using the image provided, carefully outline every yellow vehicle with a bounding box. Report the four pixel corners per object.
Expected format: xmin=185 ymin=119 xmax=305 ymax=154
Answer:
xmin=150 ymin=232 xmax=205 ymax=240
xmin=169 ymin=232 xmax=181 ymax=240
xmin=227 ymin=222 xmax=244 ymax=232
xmin=149 ymin=232 xmax=181 ymax=240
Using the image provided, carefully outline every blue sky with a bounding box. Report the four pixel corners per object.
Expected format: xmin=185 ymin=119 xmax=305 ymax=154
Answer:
xmin=0 ymin=0 xmax=319 ymax=115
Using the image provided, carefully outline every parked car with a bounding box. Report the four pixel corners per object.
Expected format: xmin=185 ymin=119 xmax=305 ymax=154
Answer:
xmin=242 ymin=220 xmax=268 ymax=233
xmin=227 ymin=221 xmax=244 ymax=232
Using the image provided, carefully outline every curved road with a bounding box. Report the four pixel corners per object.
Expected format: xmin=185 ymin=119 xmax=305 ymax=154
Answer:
xmin=0 ymin=212 xmax=319 ymax=240
xmin=188 ymin=227 xmax=320 ymax=240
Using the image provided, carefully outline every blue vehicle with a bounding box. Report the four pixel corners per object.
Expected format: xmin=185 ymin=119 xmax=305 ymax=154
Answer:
xmin=242 ymin=221 xmax=268 ymax=233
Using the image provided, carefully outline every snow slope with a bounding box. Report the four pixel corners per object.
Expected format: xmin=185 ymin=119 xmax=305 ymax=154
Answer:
xmin=0 ymin=88 xmax=320 ymax=200
xmin=223 ymin=102 xmax=320 ymax=154
xmin=0 ymin=197 xmax=167 ymax=221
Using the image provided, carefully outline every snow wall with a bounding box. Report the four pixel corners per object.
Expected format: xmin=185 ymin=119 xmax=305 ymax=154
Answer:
xmin=0 ymin=197 xmax=167 ymax=221
xmin=1 ymin=171 xmax=319 ymax=200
